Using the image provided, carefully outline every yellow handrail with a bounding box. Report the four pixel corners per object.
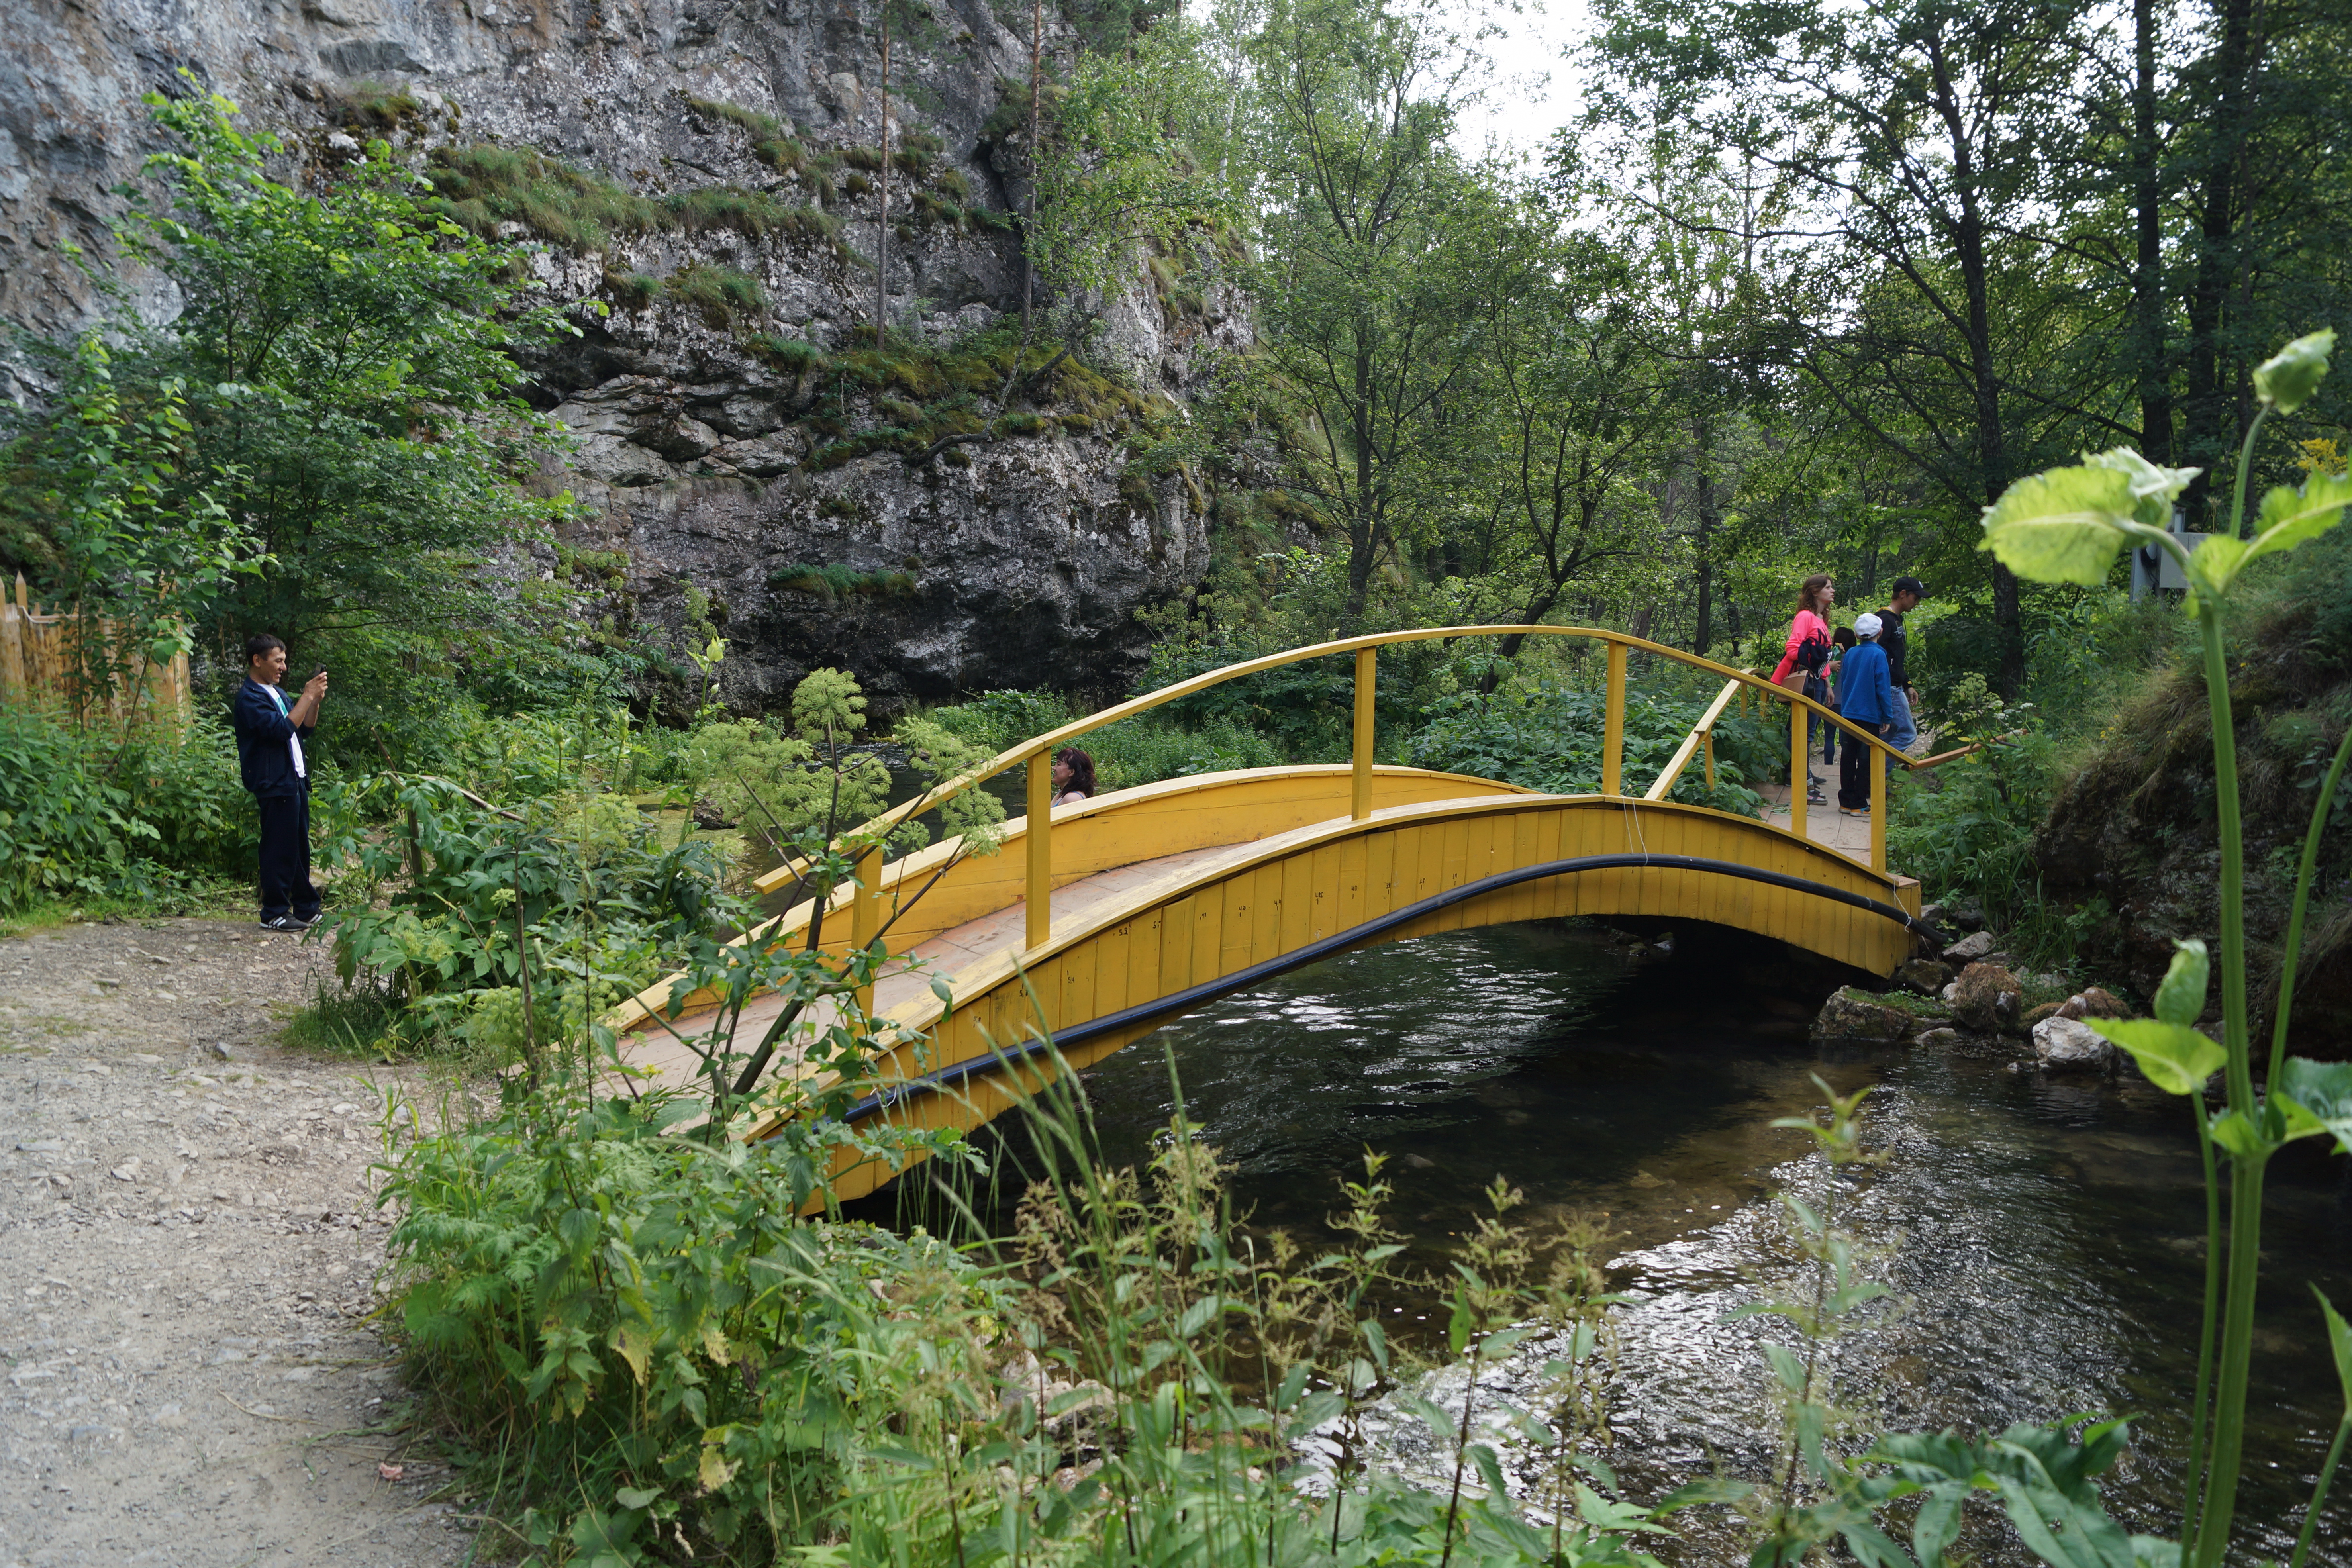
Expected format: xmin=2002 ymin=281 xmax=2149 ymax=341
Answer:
xmin=753 ymin=624 xmax=1914 ymax=902
xmin=1645 ymin=677 xmax=1744 ymax=802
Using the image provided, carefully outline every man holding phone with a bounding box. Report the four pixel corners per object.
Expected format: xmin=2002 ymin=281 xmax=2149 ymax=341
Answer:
xmin=232 ymin=635 xmax=328 ymax=931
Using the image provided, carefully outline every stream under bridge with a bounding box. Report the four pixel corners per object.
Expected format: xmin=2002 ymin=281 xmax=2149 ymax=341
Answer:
xmin=609 ymin=628 xmax=1939 ymax=1202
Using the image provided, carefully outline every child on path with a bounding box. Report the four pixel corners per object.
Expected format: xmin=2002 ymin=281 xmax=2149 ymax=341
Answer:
xmin=1835 ymin=614 xmax=1893 ymax=816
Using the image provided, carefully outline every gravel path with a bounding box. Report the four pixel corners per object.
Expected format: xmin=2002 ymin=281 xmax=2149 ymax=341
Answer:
xmin=0 ymin=917 xmax=474 ymax=1568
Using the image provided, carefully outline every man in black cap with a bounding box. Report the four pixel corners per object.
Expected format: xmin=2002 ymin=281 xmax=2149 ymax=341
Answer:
xmin=1878 ymin=577 xmax=1924 ymax=751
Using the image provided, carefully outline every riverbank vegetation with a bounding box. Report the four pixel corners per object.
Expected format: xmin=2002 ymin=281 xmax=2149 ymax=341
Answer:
xmin=3 ymin=0 xmax=2350 ymax=1559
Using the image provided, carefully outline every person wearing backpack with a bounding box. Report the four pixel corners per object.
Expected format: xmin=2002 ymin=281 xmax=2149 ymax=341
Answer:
xmin=1771 ymin=575 xmax=1835 ymax=806
xmin=231 ymin=634 xmax=327 ymax=931
xmin=1835 ymin=613 xmax=1894 ymax=817
xmin=1875 ymin=576 xmax=1925 ymax=752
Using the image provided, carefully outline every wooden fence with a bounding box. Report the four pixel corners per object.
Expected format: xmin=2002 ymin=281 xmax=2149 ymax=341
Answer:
xmin=0 ymin=573 xmax=191 ymax=730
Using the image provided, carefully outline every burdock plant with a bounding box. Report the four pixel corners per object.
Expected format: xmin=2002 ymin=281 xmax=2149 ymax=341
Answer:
xmin=1978 ymin=327 xmax=2352 ymax=1567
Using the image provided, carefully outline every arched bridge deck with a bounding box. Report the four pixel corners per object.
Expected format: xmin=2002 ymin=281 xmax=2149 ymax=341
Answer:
xmin=610 ymin=628 xmax=1932 ymax=1202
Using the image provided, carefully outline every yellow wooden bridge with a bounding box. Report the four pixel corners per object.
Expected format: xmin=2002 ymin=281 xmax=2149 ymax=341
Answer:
xmin=612 ymin=627 xmax=1936 ymax=1201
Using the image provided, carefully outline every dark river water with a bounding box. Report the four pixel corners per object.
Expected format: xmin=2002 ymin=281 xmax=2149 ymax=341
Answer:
xmin=863 ymin=918 xmax=2352 ymax=1563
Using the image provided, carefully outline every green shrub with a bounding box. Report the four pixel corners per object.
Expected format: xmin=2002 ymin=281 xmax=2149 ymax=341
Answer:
xmin=840 ymin=170 xmax=872 ymax=198
xmin=926 ymin=688 xmax=1288 ymax=790
xmin=839 ymin=144 xmax=886 ymax=172
xmin=0 ymin=706 xmax=155 ymax=910
xmin=0 ymin=706 xmax=258 ymax=912
xmin=935 ymin=167 xmax=972 ymax=202
xmin=1409 ymin=680 xmax=1773 ymax=817
xmin=318 ymin=781 xmax=729 ymax=1037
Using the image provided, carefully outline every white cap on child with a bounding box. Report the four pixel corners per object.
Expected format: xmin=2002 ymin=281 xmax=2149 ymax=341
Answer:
xmin=1853 ymin=612 xmax=1884 ymax=638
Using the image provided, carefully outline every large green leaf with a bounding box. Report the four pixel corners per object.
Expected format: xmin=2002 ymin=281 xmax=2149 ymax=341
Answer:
xmin=2253 ymin=328 xmax=2336 ymax=414
xmin=2316 ymin=1286 xmax=2352 ymax=1419
xmin=2276 ymin=1057 xmax=2352 ymax=1154
xmin=2244 ymin=470 xmax=2352 ymax=568
xmin=1979 ymin=466 xmax=2136 ymax=586
xmin=2087 ymin=1019 xmax=2225 ymax=1096
xmin=2152 ymin=939 xmax=2209 ymax=1028
xmin=2186 ymin=533 xmax=2250 ymax=600
xmin=2084 ymin=447 xmax=2202 ymax=528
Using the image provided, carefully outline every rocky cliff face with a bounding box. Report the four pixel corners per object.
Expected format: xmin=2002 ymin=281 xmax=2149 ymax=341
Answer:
xmin=1 ymin=0 xmax=1241 ymax=708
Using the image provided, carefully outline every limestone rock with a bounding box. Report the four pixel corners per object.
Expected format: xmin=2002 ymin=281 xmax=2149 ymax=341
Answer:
xmin=1914 ymin=1027 xmax=1963 ymax=1052
xmin=1811 ymin=987 xmax=1915 ymax=1044
xmin=0 ymin=0 xmax=1239 ymax=708
xmin=1950 ymin=963 xmax=2023 ymax=1035
xmin=2033 ymin=1016 xmax=2115 ymax=1073
xmin=1944 ymin=930 xmax=1997 ymax=964
xmin=1896 ymin=958 xmax=1952 ymax=994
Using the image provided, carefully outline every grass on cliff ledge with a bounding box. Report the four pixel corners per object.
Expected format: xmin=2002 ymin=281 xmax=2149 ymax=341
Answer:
xmin=427 ymin=146 xmax=851 ymax=261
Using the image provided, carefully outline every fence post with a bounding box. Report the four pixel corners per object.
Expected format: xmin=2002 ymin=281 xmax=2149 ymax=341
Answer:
xmin=1351 ymin=646 xmax=1376 ymax=821
xmin=1026 ymin=751 xmax=1052 ymax=951
xmin=1704 ymin=731 xmax=1716 ymax=792
xmin=852 ymin=844 xmax=882 ymax=1014
xmin=1600 ymin=639 xmax=1627 ymax=796
xmin=1788 ymin=696 xmax=1807 ymax=840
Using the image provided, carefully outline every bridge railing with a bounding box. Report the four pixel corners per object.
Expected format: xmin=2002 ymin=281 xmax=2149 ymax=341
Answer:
xmin=754 ymin=626 xmax=1917 ymax=954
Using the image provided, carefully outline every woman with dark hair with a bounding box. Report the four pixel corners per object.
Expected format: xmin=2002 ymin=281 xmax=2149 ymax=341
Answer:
xmin=1771 ymin=574 xmax=1835 ymax=806
xmin=1051 ymin=747 xmax=1096 ymax=805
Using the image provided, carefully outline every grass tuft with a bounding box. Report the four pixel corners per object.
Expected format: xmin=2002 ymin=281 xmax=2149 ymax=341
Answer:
xmin=684 ymin=96 xmax=784 ymax=137
xmin=766 ymin=563 xmax=919 ymax=601
xmin=664 ymin=263 xmax=766 ymax=326
xmin=428 ymin=146 xmax=667 ymax=251
xmin=327 ymin=79 xmax=421 ymax=132
xmin=600 ymin=269 xmax=659 ymax=309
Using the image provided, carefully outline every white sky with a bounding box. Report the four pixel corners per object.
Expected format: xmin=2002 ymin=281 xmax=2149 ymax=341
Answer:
xmin=1443 ymin=0 xmax=1591 ymax=165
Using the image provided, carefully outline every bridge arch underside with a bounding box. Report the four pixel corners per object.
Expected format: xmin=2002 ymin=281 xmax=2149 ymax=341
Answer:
xmin=807 ymin=788 xmax=1919 ymax=1202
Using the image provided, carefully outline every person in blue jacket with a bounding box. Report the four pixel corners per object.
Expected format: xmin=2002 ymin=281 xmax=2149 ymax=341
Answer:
xmin=231 ymin=635 xmax=329 ymax=931
xmin=1835 ymin=613 xmax=1893 ymax=817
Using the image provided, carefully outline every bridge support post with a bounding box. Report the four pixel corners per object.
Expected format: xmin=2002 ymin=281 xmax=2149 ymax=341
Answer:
xmin=1026 ymin=752 xmax=1051 ymax=950
xmin=1788 ymin=697 xmax=1807 ymax=839
xmin=1871 ymin=746 xmax=1887 ymax=871
xmin=1352 ymin=647 xmax=1377 ymax=821
xmin=851 ymin=844 xmax=882 ymax=1014
xmin=1601 ymin=640 xmax=1626 ymax=796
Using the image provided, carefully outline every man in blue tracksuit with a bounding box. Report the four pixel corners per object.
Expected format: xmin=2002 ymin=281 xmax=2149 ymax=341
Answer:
xmin=231 ymin=634 xmax=329 ymax=931
xmin=1835 ymin=613 xmax=1893 ymax=816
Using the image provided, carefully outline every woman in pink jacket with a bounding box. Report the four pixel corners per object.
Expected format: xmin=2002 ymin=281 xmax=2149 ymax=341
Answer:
xmin=1771 ymin=575 xmax=1835 ymax=805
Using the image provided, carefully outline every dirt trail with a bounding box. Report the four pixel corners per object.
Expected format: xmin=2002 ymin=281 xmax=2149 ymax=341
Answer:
xmin=0 ymin=916 xmax=474 ymax=1568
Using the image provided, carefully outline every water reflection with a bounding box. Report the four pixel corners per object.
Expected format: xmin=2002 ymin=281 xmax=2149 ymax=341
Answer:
xmin=1061 ymin=920 xmax=2352 ymax=1565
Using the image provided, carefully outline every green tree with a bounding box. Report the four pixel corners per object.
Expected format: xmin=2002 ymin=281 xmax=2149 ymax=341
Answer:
xmin=109 ymin=86 xmax=584 ymax=746
xmin=1590 ymin=0 xmax=2100 ymax=695
xmin=1244 ymin=0 xmax=1497 ymax=622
